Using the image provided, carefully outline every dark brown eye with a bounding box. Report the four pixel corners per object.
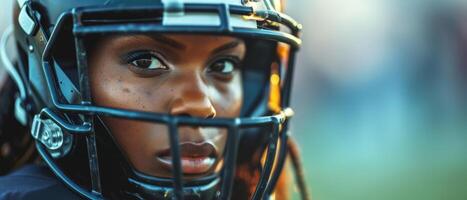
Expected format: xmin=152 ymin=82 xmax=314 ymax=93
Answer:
xmin=207 ymin=58 xmax=239 ymax=75
xmin=123 ymin=51 xmax=170 ymax=77
xmin=130 ymin=54 xmax=168 ymax=70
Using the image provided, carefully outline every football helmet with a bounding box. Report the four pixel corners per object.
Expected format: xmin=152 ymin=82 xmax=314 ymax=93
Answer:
xmin=1 ymin=0 xmax=303 ymax=199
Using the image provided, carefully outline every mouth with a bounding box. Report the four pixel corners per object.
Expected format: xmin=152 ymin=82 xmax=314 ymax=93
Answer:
xmin=156 ymin=142 xmax=218 ymax=175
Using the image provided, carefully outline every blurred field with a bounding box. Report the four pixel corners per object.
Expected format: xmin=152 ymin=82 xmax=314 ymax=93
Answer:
xmin=286 ymin=0 xmax=467 ymax=199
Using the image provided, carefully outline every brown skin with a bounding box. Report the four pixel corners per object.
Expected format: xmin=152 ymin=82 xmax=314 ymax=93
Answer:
xmin=88 ymin=34 xmax=245 ymax=178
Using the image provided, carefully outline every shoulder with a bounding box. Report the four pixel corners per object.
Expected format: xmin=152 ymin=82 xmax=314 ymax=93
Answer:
xmin=0 ymin=165 xmax=81 ymax=200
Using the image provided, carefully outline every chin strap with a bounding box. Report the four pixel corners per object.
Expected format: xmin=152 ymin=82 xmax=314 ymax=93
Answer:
xmin=0 ymin=25 xmax=28 ymax=125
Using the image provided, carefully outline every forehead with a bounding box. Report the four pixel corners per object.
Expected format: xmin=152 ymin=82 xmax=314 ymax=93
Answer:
xmin=158 ymin=34 xmax=242 ymax=47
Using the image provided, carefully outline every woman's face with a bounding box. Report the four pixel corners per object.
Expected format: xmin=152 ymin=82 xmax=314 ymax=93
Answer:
xmin=88 ymin=34 xmax=245 ymax=178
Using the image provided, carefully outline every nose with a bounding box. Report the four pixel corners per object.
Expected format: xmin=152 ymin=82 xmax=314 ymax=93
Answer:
xmin=169 ymin=73 xmax=216 ymax=119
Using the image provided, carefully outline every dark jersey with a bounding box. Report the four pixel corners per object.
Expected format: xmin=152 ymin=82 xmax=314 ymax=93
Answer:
xmin=0 ymin=164 xmax=81 ymax=200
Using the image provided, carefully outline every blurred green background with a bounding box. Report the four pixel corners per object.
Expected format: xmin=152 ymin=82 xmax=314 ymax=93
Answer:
xmin=1 ymin=0 xmax=467 ymax=199
xmin=285 ymin=0 xmax=467 ymax=199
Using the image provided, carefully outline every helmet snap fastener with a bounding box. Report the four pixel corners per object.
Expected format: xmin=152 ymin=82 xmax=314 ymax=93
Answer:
xmin=31 ymin=115 xmax=64 ymax=151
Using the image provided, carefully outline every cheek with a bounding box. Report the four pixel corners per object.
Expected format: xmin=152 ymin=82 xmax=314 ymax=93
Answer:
xmin=107 ymin=119 xmax=169 ymax=154
xmin=89 ymin=58 xmax=128 ymax=107
xmin=210 ymin=73 xmax=243 ymax=117
xmin=89 ymin=60 xmax=171 ymax=112
xmin=104 ymin=118 xmax=171 ymax=175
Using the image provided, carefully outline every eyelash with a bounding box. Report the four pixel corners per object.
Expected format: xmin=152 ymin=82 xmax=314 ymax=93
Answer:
xmin=122 ymin=50 xmax=164 ymax=65
xmin=122 ymin=50 xmax=170 ymax=76
xmin=208 ymin=56 xmax=241 ymax=70
xmin=206 ymin=56 xmax=241 ymax=81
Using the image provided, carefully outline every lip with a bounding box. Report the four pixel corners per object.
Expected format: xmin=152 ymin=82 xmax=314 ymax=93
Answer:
xmin=156 ymin=142 xmax=218 ymax=174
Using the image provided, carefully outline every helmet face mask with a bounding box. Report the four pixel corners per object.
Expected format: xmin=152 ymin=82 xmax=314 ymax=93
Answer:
xmin=10 ymin=0 xmax=301 ymax=199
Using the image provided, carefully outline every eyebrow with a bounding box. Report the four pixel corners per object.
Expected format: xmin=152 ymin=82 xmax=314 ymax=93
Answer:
xmin=147 ymin=35 xmax=187 ymax=50
xmin=211 ymin=40 xmax=242 ymax=55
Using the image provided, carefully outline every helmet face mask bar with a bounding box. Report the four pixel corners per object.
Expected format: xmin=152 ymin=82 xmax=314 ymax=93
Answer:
xmin=14 ymin=0 xmax=302 ymax=199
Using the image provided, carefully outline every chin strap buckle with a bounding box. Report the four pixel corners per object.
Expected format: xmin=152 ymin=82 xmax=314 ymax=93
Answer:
xmin=31 ymin=114 xmax=64 ymax=151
